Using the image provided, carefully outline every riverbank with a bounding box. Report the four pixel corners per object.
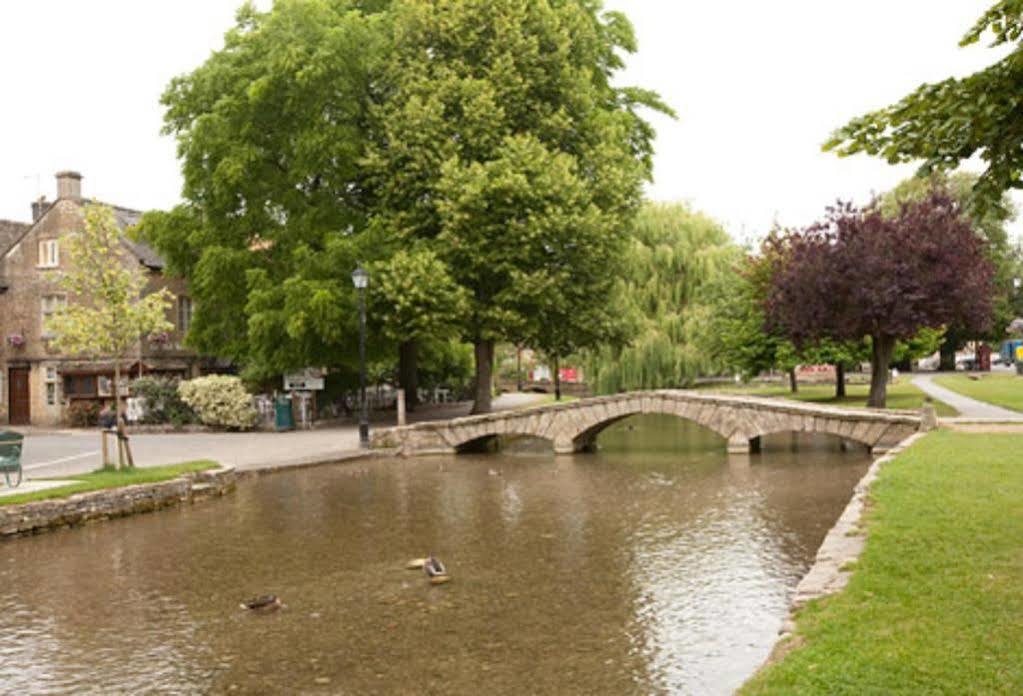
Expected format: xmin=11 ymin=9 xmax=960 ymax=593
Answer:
xmin=742 ymin=430 xmax=1023 ymax=694
xmin=0 ymin=464 xmax=235 ymax=538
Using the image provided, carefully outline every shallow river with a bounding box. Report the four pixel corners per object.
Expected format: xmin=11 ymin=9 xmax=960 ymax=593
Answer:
xmin=0 ymin=415 xmax=870 ymax=695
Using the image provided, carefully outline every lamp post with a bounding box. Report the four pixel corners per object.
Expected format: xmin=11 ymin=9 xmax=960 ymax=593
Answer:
xmin=352 ymin=265 xmax=370 ymax=447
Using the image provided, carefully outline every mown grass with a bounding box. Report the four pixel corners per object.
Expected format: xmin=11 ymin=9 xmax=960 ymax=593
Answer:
xmin=933 ymin=373 xmax=1023 ymax=413
xmin=0 ymin=460 xmax=219 ymax=506
xmin=696 ymin=377 xmax=958 ymax=416
xmin=742 ymin=431 xmax=1023 ymax=694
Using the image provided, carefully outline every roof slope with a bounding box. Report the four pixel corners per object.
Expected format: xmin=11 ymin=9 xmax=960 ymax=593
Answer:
xmin=0 ymin=219 xmax=30 ymax=257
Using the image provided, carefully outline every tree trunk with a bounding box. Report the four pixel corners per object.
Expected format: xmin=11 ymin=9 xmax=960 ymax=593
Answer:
xmin=113 ymin=362 xmax=133 ymax=470
xmin=788 ymin=367 xmax=798 ymax=393
xmin=939 ymin=336 xmax=956 ymax=372
xmin=835 ymin=363 xmax=846 ymax=399
xmin=471 ymin=339 xmax=494 ymax=414
xmin=553 ymin=355 xmax=562 ymax=401
xmin=516 ymin=346 xmax=523 ymax=392
xmin=868 ymin=335 xmax=897 ymax=408
xmin=398 ymin=340 xmax=419 ymax=412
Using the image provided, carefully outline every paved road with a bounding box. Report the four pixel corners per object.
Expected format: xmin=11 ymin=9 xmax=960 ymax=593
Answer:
xmin=8 ymin=393 xmax=550 ymax=481
xmin=912 ymin=373 xmax=1023 ymax=421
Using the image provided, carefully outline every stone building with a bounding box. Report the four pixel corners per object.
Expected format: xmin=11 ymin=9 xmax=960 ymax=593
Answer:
xmin=0 ymin=171 xmax=212 ymax=426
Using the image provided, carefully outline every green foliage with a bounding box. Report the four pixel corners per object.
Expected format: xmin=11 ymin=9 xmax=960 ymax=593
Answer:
xmin=825 ymin=2 xmax=1023 ymax=209
xmin=742 ymin=432 xmax=1023 ymax=693
xmin=140 ymin=0 xmax=389 ymax=373
xmin=368 ymin=248 xmax=467 ymax=344
xmin=586 ymin=203 xmax=741 ymax=393
xmin=364 ymin=0 xmax=669 ymax=410
xmin=50 ymin=204 xmax=173 ymax=363
xmin=130 ymin=376 xmax=198 ymax=426
xmin=178 ymin=375 xmax=258 ymax=430
xmin=144 ymin=0 xmax=666 ymax=413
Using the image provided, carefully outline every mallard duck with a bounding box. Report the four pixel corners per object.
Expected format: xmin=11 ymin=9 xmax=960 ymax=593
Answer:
xmin=240 ymin=594 xmax=282 ymax=611
xmin=423 ymin=556 xmax=447 ymax=578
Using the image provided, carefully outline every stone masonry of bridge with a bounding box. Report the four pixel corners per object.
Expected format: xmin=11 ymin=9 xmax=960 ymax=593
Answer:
xmin=370 ymin=390 xmax=926 ymax=456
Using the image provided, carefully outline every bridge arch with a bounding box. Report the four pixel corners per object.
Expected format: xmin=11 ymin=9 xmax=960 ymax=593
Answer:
xmin=371 ymin=390 xmax=923 ymax=457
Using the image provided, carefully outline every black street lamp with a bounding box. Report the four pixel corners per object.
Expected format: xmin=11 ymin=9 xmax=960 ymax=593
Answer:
xmin=352 ymin=265 xmax=370 ymax=447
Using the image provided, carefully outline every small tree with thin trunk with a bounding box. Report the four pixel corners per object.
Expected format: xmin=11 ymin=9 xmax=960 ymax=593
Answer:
xmin=765 ymin=193 xmax=993 ymax=408
xmin=49 ymin=204 xmax=173 ymax=467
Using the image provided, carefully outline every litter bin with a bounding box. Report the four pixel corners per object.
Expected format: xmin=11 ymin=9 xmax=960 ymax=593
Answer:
xmin=274 ymin=396 xmax=294 ymax=432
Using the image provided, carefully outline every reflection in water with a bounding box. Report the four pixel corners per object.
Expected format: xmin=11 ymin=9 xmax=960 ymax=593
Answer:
xmin=0 ymin=415 xmax=869 ymax=694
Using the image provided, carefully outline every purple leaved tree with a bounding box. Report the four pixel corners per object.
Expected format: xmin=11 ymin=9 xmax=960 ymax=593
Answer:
xmin=765 ymin=193 xmax=993 ymax=408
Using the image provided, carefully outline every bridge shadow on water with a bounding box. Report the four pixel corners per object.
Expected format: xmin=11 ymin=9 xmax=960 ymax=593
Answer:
xmin=496 ymin=413 xmax=871 ymax=461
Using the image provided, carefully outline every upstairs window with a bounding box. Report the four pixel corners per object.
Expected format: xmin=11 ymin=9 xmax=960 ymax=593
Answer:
xmin=178 ymin=296 xmax=193 ymax=333
xmin=41 ymin=294 xmax=67 ymax=338
xmin=38 ymin=239 xmax=59 ymax=268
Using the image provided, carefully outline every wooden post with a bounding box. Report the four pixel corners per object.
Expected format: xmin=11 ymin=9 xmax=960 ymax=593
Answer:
xmin=101 ymin=430 xmax=110 ymax=467
xmin=397 ymin=388 xmax=406 ymax=426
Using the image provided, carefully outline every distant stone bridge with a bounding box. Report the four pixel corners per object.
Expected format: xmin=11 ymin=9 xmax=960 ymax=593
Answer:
xmin=371 ymin=390 xmax=925 ymax=456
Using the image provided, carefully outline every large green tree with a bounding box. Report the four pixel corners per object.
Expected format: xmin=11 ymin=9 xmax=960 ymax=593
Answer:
xmin=139 ymin=0 xmax=389 ymax=379
xmin=363 ymin=0 xmax=670 ymax=412
xmin=825 ymin=1 xmax=1023 ymax=209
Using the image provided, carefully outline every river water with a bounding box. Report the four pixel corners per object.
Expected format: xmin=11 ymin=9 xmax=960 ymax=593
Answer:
xmin=0 ymin=415 xmax=870 ymax=695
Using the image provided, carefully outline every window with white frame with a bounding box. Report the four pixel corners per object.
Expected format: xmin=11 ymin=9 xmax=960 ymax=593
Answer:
xmin=41 ymin=294 xmax=67 ymax=337
xmin=38 ymin=239 xmax=59 ymax=268
xmin=178 ymin=296 xmax=193 ymax=333
xmin=45 ymin=366 xmax=58 ymax=405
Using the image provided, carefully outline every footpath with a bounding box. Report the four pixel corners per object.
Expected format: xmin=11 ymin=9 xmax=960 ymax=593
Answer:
xmin=911 ymin=373 xmax=1023 ymax=422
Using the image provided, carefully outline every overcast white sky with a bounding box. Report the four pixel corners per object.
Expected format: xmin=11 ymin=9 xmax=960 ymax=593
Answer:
xmin=0 ymin=1 xmax=1014 ymax=242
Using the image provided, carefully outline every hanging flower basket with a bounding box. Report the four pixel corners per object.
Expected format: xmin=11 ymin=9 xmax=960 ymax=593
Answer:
xmin=6 ymin=334 xmax=25 ymax=348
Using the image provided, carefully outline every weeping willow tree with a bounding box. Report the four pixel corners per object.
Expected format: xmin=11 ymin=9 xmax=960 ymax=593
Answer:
xmin=585 ymin=202 xmax=740 ymax=393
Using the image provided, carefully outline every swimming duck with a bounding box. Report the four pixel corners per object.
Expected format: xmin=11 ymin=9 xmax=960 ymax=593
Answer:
xmin=240 ymin=594 xmax=282 ymax=611
xmin=424 ymin=555 xmax=448 ymax=579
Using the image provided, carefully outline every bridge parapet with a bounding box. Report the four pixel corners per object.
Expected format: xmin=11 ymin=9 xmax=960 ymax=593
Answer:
xmin=370 ymin=390 xmax=924 ymax=457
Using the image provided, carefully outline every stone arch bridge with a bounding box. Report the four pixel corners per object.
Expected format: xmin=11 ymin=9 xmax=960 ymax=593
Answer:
xmin=371 ymin=390 xmax=925 ymax=456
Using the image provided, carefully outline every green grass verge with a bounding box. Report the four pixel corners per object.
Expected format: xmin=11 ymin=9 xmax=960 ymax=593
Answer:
xmin=0 ymin=460 xmax=219 ymax=506
xmin=742 ymin=430 xmax=1023 ymax=694
xmin=696 ymin=377 xmax=958 ymax=417
xmin=933 ymin=373 xmax=1023 ymax=413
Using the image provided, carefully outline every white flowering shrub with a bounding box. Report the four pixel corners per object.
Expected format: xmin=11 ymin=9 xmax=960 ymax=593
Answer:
xmin=177 ymin=375 xmax=258 ymax=430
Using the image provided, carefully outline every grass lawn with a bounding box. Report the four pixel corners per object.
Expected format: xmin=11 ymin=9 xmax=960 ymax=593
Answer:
xmin=0 ymin=460 xmax=219 ymax=506
xmin=697 ymin=377 xmax=958 ymax=417
xmin=933 ymin=373 xmax=1023 ymax=413
xmin=742 ymin=430 xmax=1023 ymax=694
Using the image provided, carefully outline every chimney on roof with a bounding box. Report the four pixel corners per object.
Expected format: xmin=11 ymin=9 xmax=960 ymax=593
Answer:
xmin=55 ymin=170 xmax=82 ymax=200
xmin=31 ymin=196 xmax=50 ymax=222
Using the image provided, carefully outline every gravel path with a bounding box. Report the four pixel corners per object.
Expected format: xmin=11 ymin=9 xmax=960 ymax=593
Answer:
xmin=912 ymin=373 xmax=1023 ymax=421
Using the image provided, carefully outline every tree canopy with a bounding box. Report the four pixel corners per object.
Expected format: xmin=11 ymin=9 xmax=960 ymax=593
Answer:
xmin=141 ymin=0 xmax=667 ymax=413
xmin=586 ymin=202 xmax=739 ymax=394
xmin=766 ymin=194 xmax=994 ymax=407
xmin=825 ymin=1 xmax=1023 ymax=208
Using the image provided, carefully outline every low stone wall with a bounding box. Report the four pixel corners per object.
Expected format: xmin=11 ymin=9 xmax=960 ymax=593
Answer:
xmin=0 ymin=467 xmax=236 ymax=539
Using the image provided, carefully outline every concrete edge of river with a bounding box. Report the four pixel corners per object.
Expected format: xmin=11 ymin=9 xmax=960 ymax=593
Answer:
xmin=0 ymin=467 xmax=238 ymax=539
xmin=755 ymin=431 xmax=928 ymax=670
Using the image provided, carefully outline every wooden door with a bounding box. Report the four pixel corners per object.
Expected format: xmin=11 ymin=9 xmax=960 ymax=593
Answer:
xmin=8 ymin=367 xmax=30 ymax=425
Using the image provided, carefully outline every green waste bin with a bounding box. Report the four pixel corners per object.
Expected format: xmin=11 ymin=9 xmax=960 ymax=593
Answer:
xmin=275 ymin=397 xmax=294 ymax=432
